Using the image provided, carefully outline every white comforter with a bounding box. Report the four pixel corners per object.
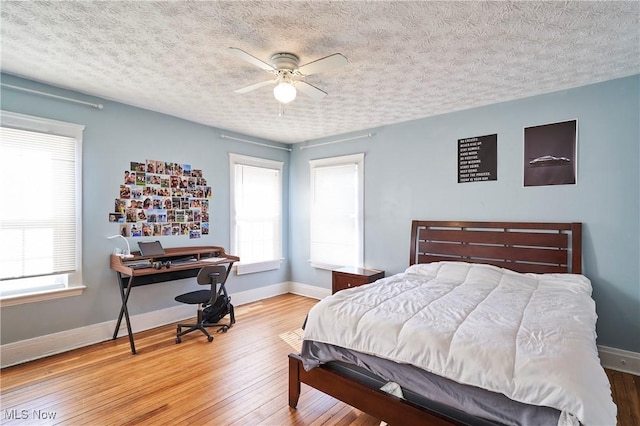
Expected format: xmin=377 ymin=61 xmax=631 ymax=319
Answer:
xmin=304 ymin=262 xmax=617 ymax=426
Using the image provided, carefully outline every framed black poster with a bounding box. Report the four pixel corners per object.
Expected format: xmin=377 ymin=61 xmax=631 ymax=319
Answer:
xmin=458 ymin=134 xmax=497 ymax=183
xmin=524 ymin=120 xmax=577 ymax=187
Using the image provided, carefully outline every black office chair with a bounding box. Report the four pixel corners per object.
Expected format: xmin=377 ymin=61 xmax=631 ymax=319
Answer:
xmin=174 ymin=265 xmax=235 ymax=343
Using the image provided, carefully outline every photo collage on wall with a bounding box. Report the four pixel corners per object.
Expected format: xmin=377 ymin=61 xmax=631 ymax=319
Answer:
xmin=109 ymin=160 xmax=211 ymax=239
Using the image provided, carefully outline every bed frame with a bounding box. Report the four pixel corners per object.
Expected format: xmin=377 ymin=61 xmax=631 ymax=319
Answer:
xmin=289 ymin=220 xmax=582 ymax=425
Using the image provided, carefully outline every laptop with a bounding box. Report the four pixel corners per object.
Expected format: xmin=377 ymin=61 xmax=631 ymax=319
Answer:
xmin=138 ymin=240 xmax=165 ymax=257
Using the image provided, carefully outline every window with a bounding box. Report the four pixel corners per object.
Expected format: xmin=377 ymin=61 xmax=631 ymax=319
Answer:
xmin=0 ymin=111 xmax=84 ymax=306
xmin=229 ymin=154 xmax=283 ymax=274
xmin=309 ymin=153 xmax=364 ymax=269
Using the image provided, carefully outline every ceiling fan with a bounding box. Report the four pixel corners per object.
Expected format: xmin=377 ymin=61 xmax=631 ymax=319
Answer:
xmin=229 ymin=47 xmax=348 ymax=104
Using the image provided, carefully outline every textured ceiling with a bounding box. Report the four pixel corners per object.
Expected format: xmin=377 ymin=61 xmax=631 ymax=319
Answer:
xmin=1 ymin=1 xmax=639 ymax=144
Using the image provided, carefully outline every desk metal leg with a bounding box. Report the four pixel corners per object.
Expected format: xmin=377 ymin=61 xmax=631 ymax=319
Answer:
xmin=113 ymin=272 xmax=136 ymax=355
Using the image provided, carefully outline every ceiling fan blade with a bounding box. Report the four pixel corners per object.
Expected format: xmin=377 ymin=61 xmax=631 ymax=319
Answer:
xmin=296 ymin=81 xmax=327 ymax=100
xmin=297 ymin=53 xmax=347 ymax=76
xmin=234 ymin=79 xmax=276 ymax=94
xmin=228 ymin=47 xmax=275 ymax=71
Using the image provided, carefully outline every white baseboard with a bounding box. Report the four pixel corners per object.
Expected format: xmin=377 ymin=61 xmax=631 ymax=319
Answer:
xmin=288 ymin=281 xmax=331 ymax=300
xmin=0 ymin=281 xmax=327 ymax=368
xmin=227 ymin=281 xmax=290 ymax=306
xmin=1 ymin=304 xmax=196 ymax=368
xmin=598 ymin=345 xmax=640 ymax=375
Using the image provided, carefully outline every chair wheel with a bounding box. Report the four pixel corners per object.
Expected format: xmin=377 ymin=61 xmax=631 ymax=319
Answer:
xmin=207 ymin=336 xmax=214 ymax=342
xmin=176 ymin=337 xmax=181 ymax=344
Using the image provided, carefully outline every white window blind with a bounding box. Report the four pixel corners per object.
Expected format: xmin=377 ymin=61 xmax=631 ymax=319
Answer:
xmin=309 ymin=153 xmax=364 ymax=269
xmin=229 ymin=154 xmax=283 ymax=274
xmin=0 ymin=111 xmax=83 ymax=301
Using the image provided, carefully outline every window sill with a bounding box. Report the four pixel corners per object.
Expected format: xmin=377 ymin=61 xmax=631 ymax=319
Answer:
xmin=235 ymin=259 xmax=283 ymax=275
xmin=0 ymin=285 xmax=86 ymax=307
xmin=309 ymin=261 xmax=346 ymax=271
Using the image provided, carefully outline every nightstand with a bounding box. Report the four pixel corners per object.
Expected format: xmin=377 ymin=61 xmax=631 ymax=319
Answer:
xmin=332 ymin=266 xmax=385 ymax=294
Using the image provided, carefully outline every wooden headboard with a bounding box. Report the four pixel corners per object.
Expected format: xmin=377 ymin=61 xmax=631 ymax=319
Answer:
xmin=410 ymin=221 xmax=582 ymax=274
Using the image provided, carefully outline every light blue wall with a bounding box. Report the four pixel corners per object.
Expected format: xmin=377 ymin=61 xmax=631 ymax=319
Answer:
xmin=289 ymin=75 xmax=640 ymax=352
xmin=1 ymin=74 xmax=638 ymax=354
xmin=0 ymin=73 xmax=290 ymax=344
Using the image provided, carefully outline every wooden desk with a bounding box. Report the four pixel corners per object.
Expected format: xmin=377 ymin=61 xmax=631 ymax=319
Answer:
xmin=110 ymin=246 xmax=239 ymax=354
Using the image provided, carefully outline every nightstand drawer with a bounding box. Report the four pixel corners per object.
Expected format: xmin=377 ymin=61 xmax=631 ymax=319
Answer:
xmin=332 ymin=267 xmax=384 ymax=294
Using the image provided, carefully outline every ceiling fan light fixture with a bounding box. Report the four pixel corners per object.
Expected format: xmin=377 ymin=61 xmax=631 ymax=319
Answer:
xmin=230 ymin=47 xmax=347 ymax=105
xmin=273 ymin=81 xmax=297 ymax=104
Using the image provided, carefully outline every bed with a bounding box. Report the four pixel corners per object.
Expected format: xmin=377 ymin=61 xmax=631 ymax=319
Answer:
xmin=288 ymin=220 xmax=616 ymax=426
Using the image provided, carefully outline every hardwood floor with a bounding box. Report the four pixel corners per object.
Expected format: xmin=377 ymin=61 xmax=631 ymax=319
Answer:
xmin=1 ymin=293 xmax=638 ymax=425
xmin=607 ymin=368 xmax=640 ymax=426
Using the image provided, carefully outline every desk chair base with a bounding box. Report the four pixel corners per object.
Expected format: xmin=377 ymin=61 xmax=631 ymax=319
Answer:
xmin=175 ymin=306 xmax=235 ymax=343
xmin=174 ymin=265 xmax=234 ymax=344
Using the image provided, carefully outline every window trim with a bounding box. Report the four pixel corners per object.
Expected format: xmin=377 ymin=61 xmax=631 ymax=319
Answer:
xmin=229 ymin=153 xmax=284 ymax=274
xmin=309 ymin=153 xmax=365 ymax=270
xmin=0 ymin=286 xmax=85 ymax=307
xmin=0 ymin=111 xmax=85 ymax=306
